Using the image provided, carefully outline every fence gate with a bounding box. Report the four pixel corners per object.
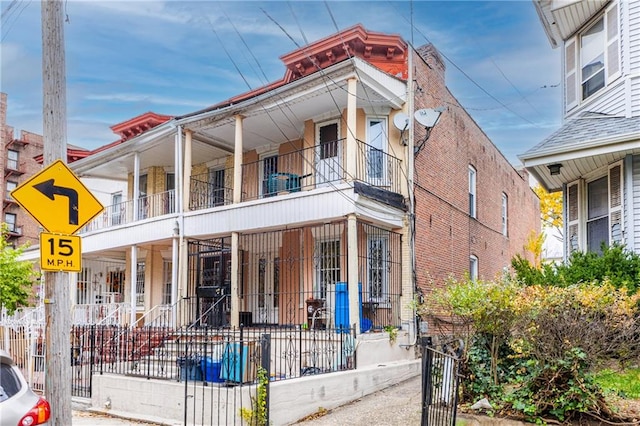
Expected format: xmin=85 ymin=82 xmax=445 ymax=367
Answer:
xmin=421 ymin=338 xmax=464 ymax=426
xmin=183 ymin=333 xmax=270 ymax=426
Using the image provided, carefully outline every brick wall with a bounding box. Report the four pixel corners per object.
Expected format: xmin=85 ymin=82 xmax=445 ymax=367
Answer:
xmin=411 ymin=46 xmax=540 ymax=295
xmin=1 ymin=93 xmax=45 ymax=246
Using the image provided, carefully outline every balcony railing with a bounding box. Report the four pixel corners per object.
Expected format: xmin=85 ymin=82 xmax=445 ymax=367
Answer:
xmin=80 ymin=140 xmax=404 ymax=233
xmin=83 ymin=189 xmax=175 ymax=233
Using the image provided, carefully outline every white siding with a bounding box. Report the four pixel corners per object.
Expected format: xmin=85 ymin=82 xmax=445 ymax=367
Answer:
xmin=632 ymin=155 xmax=640 ymax=252
xmin=566 ymin=80 xmax=627 ymax=118
xmin=629 ymin=0 xmax=640 ymax=74
xmin=632 ymin=76 xmax=640 ymax=115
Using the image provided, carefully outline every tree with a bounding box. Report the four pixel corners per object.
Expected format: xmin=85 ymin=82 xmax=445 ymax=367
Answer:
xmin=0 ymin=224 xmax=39 ymax=315
xmin=533 ymin=184 xmax=563 ymax=234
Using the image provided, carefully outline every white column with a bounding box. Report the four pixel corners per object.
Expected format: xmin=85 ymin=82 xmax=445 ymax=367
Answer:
xmin=233 ymin=115 xmax=244 ymax=204
xmin=346 ymin=77 xmax=358 ymax=182
xmin=133 ymin=152 xmax=140 ymax=220
xmin=347 ymin=214 xmax=360 ymax=333
xmin=129 ymin=245 xmax=138 ymax=326
xmin=183 ymin=129 xmax=192 ymax=212
xmin=230 ymin=232 xmax=240 ymax=328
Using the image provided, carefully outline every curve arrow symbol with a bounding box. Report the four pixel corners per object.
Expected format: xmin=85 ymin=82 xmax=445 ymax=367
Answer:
xmin=34 ymin=179 xmax=79 ymax=225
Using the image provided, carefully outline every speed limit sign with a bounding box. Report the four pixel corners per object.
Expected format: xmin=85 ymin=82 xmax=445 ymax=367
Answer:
xmin=39 ymin=232 xmax=82 ymax=272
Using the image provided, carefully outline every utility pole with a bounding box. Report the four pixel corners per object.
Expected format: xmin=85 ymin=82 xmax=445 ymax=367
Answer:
xmin=41 ymin=1 xmax=71 ymax=424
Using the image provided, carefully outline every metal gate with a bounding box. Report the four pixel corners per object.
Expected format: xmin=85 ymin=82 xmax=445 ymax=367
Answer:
xmin=421 ymin=338 xmax=464 ymax=426
xmin=183 ymin=333 xmax=270 ymax=426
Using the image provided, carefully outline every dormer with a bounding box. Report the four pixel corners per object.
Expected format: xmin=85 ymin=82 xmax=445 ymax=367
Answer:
xmin=536 ymin=0 xmax=621 ymax=115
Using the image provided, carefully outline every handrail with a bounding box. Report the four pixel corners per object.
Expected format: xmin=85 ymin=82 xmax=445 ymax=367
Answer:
xmin=185 ymin=296 xmax=227 ymax=331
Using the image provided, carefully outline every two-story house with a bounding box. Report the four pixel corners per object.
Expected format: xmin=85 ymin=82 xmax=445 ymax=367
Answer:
xmin=521 ymin=0 xmax=640 ymax=257
xmin=18 ymin=25 xmax=538 ymax=346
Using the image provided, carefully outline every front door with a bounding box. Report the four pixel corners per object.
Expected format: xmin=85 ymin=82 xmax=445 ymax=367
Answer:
xmin=315 ymin=121 xmax=340 ymax=187
xmin=253 ymin=254 xmax=279 ymax=324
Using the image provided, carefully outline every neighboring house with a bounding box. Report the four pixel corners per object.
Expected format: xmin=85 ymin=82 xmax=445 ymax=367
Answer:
xmin=19 ymin=25 xmax=538 ymax=340
xmin=520 ymin=0 xmax=640 ymax=258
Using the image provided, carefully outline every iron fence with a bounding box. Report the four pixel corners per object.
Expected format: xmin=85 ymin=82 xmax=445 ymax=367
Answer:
xmin=421 ymin=338 xmax=464 ymax=426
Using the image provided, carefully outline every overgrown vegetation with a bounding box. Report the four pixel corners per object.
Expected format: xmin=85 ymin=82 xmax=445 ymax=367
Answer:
xmin=422 ymin=244 xmax=640 ymax=424
xmin=239 ymin=367 xmax=270 ymax=425
xmin=0 ymin=224 xmax=39 ymax=315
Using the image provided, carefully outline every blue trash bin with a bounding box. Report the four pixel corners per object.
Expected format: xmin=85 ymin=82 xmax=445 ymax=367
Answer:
xmin=201 ymin=356 xmax=224 ymax=383
xmin=177 ymin=356 xmax=202 ymax=381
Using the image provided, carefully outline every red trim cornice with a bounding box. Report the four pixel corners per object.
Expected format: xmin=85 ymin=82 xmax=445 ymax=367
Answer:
xmin=110 ymin=111 xmax=172 ymax=141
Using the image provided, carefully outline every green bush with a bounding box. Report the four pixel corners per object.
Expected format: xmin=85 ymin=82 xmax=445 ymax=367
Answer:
xmin=511 ymin=244 xmax=640 ymax=293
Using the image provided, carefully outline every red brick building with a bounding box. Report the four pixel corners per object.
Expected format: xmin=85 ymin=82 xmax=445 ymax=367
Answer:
xmin=412 ymin=45 xmax=539 ymax=293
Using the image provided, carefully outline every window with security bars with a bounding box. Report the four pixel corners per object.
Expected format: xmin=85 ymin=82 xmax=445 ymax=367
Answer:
xmin=136 ymin=262 xmax=145 ymax=307
xmin=368 ymin=236 xmax=389 ymax=302
xmin=162 ymin=260 xmax=172 ymax=305
xmin=315 ymin=240 xmax=340 ymax=300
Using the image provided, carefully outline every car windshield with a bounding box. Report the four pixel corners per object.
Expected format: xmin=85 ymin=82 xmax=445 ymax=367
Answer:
xmin=0 ymin=363 xmax=22 ymax=402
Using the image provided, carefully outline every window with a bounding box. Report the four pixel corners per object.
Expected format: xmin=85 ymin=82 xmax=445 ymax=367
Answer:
xmin=501 ymin=193 xmax=508 ymax=236
xmin=165 ymin=173 xmax=175 ymax=214
xmin=469 ymin=166 xmax=477 ymax=218
xmin=469 ymin=255 xmax=478 ymax=281
xmin=368 ymin=236 xmax=389 ymax=303
xmin=567 ymin=164 xmax=622 ymax=254
xmin=110 ymin=192 xmax=122 ymax=225
xmin=162 ymin=260 xmax=172 ymax=305
xmin=367 ymin=118 xmax=387 ymax=181
xmin=581 ymin=18 xmax=605 ymax=99
xmin=565 ymin=3 xmax=620 ymax=108
xmin=261 ymin=154 xmax=278 ymax=197
xmin=4 ymin=213 xmax=16 ymax=232
xmin=7 ymin=150 xmax=18 ymax=170
xmin=136 ymin=262 xmax=145 ymax=307
xmin=138 ymin=174 xmax=148 ymax=219
xmin=315 ymin=240 xmax=341 ymax=300
xmin=587 ymin=176 xmax=609 ymax=253
xmin=6 ymin=181 xmax=17 ymax=200
xmin=208 ymin=168 xmax=226 ymax=206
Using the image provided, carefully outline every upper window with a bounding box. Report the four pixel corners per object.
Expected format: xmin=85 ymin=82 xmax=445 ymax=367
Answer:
xmin=469 ymin=166 xmax=477 ymax=218
xmin=501 ymin=193 xmax=508 ymax=236
xmin=7 ymin=150 xmax=18 ymax=170
xmin=4 ymin=213 xmax=17 ymax=232
xmin=6 ymin=181 xmax=17 ymax=200
xmin=565 ymin=3 xmax=620 ymax=108
xmin=581 ymin=17 xmax=605 ymax=99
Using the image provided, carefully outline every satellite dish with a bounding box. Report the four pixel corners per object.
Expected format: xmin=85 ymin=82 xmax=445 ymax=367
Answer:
xmin=414 ymin=108 xmax=443 ymax=128
xmin=393 ymin=113 xmax=410 ymax=131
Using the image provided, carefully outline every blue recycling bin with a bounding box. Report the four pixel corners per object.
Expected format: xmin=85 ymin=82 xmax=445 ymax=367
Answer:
xmin=335 ymin=282 xmax=363 ymax=333
xmin=201 ymin=356 xmax=224 ymax=383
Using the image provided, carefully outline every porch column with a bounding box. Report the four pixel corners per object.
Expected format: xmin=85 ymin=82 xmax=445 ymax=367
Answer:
xmin=346 ymin=77 xmax=358 ymax=182
xmin=129 ymin=245 xmax=138 ymax=326
xmin=233 ymin=115 xmax=244 ymax=204
xmin=133 ymin=152 xmax=140 ymax=220
xmin=183 ymin=129 xmax=192 ymax=212
xmin=347 ymin=214 xmax=360 ymax=333
xmin=230 ymin=231 xmax=240 ymax=328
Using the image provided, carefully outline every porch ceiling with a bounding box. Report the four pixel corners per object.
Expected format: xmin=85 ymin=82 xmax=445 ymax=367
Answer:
xmin=71 ymin=58 xmax=406 ymax=181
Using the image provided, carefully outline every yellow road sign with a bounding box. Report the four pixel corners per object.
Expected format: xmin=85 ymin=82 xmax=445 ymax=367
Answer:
xmin=40 ymin=232 xmax=82 ymax=272
xmin=11 ymin=160 xmax=104 ymax=234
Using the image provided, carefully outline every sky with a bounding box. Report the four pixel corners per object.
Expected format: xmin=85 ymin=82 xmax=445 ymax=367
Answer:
xmin=1 ymin=0 xmax=561 ymax=167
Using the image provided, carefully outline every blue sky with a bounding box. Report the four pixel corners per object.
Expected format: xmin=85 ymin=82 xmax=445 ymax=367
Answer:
xmin=1 ymin=1 xmax=561 ymax=166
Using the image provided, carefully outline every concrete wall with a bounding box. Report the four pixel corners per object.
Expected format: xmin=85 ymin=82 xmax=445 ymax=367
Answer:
xmin=90 ymin=360 xmax=421 ymax=425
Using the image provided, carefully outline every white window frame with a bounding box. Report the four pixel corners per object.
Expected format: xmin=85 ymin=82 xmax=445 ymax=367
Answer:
xmin=366 ymin=116 xmax=388 ymax=184
xmin=7 ymin=150 xmax=18 ymax=170
xmin=501 ymin=192 xmax=508 ymax=236
xmin=4 ymin=213 xmax=17 ymax=232
xmin=367 ymin=234 xmax=389 ymax=305
xmin=469 ymin=255 xmax=478 ymax=281
xmin=469 ymin=165 xmax=477 ymax=218
xmin=314 ymin=239 xmax=341 ymax=300
xmin=565 ymin=2 xmax=620 ymax=109
xmin=6 ymin=181 xmax=17 ymax=200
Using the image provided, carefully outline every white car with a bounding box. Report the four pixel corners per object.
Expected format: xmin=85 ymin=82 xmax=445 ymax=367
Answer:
xmin=0 ymin=349 xmax=50 ymax=426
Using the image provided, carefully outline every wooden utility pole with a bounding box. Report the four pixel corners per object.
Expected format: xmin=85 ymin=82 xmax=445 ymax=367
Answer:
xmin=41 ymin=1 xmax=71 ymax=424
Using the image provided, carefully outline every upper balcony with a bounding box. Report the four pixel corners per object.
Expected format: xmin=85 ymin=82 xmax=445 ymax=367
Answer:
xmin=83 ymin=138 xmax=404 ymax=234
xmin=73 ymin=53 xmax=409 ymax=240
